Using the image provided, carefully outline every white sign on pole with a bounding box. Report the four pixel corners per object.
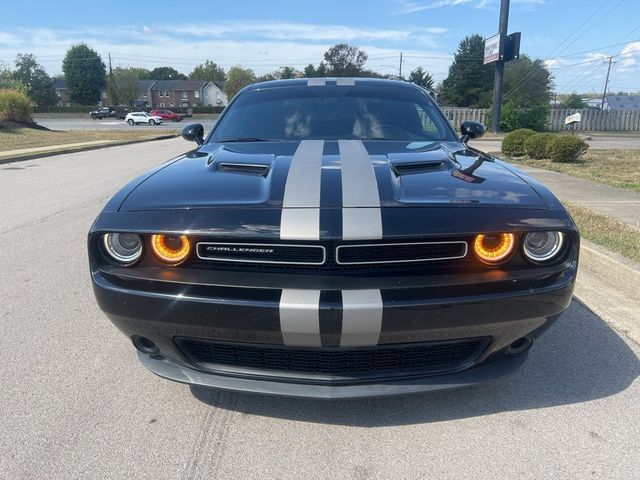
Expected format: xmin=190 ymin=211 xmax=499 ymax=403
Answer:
xmin=565 ymin=112 xmax=582 ymax=126
xmin=484 ymin=34 xmax=502 ymax=64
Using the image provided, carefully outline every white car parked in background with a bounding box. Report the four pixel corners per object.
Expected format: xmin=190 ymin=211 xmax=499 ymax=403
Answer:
xmin=125 ymin=112 xmax=164 ymax=126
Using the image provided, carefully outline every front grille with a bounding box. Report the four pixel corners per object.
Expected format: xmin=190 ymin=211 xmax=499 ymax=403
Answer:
xmin=191 ymin=239 xmax=470 ymax=271
xmin=337 ymin=241 xmax=467 ymax=265
xmin=196 ymin=242 xmax=325 ymax=265
xmin=176 ymin=337 xmax=489 ymax=381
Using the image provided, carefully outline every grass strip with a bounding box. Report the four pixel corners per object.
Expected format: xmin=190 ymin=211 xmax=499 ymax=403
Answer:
xmin=565 ymin=201 xmax=640 ymax=262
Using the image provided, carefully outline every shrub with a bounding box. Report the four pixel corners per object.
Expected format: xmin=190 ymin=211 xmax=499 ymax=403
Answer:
xmin=499 ymin=101 xmax=549 ymax=132
xmin=0 ymin=89 xmax=32 ymax=123
xmin=502 ymin=128 xmax=536 ymax=156
xmin=524 ymin=133 xmax=557 ymax=159
xmin=547 ymin=135 xmax=589 ymax=163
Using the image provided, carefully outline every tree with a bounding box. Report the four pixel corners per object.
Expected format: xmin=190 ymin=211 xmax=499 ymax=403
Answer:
xmin=0 ymin=64 xmax=28 ymax=95
xmin=503 ymin=55 xmax=553 ymax=108
xmin=497 ymin=55 xmax=554 ymax=131
xmin=560 ymin=93 xmax=586 ymax=109
xmin=258 ymin=66 xmax=299 ymax=82
xmin=440 ymin=34 xmax=493 ymax=107
xmin=62 ymin=44 xmax=106 ymax=105
xmin=224 ymin=66 xmax=257 ymax=99
xmin=107 ymin=68 xmax=140 ymax=106
xmin=408 ymin=67 xmax=434 ymax=90
xmin=128 ymin=67 xmax=152 ymax=80
xmin=149 ymin=67 xmax=187 ymax=80
xmin=12 ymin=54 xmax=57 ymax=106
xmin=190 ymin=60 xmax=226 ymax=82
xmin=303 ymin=64 xmax=316 ymax=77
xmin=277 ymin=66 xmax=298 ymax=79
xmin=323 ymin=44 xmax=368 ymax=76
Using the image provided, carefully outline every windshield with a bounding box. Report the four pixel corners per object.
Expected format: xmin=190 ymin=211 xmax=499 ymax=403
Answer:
xmin=210 ymin=85 xmax=456 ymax=143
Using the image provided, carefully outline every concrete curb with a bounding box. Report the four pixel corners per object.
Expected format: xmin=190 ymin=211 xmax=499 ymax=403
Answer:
xmin=573 ymin=239 xmax=640 ymax=346
xmin=0 ymin=134 xmax=179 ymax=165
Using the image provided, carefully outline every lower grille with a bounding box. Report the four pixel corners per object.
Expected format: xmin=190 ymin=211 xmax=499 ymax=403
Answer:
xmin=176 ymin=337 xmax=489 ymax=382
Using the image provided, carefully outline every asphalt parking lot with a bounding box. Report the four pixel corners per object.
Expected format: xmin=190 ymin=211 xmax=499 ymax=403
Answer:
xmin=1 ymin=138 xmax=639 ymax=479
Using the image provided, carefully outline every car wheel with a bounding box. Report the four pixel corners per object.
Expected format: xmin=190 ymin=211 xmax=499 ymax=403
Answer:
xmin=149 ymin=119 xmax=156 ymax=126
xmin=127 ymin=119 xmax=134 ymax=126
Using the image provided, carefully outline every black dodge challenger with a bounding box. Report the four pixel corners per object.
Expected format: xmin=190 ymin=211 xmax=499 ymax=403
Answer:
xmin=89 ymin=78 xmax=578 ymax=398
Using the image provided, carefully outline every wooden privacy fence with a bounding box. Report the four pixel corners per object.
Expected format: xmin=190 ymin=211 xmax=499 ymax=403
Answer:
xmin=441 ymin=108 xmax=488 ymax=129
xmin=547 ymin=108 xmax=640 ymax=131
xmin=440 ymin=107 xmax=640 ymax=132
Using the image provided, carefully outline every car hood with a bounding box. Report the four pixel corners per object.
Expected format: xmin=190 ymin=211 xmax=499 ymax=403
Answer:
xmin=119 ymin=140 xmax=546 ymax=211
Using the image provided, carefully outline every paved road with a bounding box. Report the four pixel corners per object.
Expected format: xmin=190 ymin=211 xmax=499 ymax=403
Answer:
xmin=1 ymin=138 xmax=639 ymax=479
xmin=34 ymin=115 xmax=219 ymax=133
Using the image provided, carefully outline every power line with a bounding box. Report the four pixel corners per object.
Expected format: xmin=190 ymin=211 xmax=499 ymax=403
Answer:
xmin=504 ymin=0 xmax=626 ymax=99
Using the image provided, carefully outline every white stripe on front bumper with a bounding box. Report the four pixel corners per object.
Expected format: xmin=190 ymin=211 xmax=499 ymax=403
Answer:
xmin=340 ymin=289 xmax=383 ymax=347
xmin=279 ymin=289 xmax=322 ymax=347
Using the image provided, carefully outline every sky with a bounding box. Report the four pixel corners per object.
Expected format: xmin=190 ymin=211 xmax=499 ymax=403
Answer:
xmin=0 ymin=0 xmax=639 ymax=94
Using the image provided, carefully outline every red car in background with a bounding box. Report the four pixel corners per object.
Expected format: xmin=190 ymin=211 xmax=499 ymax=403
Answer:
xmin=150 ymin=110 xmax=184 ymax=122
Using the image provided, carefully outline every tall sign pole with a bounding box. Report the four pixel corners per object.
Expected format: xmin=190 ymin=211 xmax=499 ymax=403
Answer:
xmin=491 ymin=0 xmax=511 ymax=133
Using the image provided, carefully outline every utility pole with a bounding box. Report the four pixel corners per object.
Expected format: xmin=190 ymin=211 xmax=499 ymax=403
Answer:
xmin=399 ymin=52 xmax=403 ymax=78
xmin=600 ymin=56 xmax=615 ymax=110
xmin=108 ymin=53 xmax=112 ymax=76
xmin=491 ymin=0 xmax=510 ymax=133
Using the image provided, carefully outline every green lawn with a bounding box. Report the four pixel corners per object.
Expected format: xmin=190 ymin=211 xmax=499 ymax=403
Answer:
xmin=0 ymin=127 xmax=177 ymax=152
xmin=505 ymin=149 xmax=640 ymax=192
xmin=565 ymin=202 xmax=640 ymax=262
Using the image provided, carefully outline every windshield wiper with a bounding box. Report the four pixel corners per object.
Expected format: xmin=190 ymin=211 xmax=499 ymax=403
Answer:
xmin=218 ymin=137 xmax=280 ymax=142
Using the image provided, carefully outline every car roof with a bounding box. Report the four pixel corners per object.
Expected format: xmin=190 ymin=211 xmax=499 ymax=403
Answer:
xmin=242 ymin=77 xmax=422 ymax=93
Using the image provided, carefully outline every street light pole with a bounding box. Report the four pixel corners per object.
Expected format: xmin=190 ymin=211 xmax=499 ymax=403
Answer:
xmin=491 ymin=0 xmax=511 ymax=133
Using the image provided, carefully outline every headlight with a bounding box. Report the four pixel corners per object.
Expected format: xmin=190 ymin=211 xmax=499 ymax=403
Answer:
xmin=102 ymin=233 xmax=143 ymax=264
xmin=151 ymin=234 xmax=191 ymax=265
xmin=474 ymin=233 xmax=515 ymax=264
xmin=523 ymin=231 xmax=565 ymax=263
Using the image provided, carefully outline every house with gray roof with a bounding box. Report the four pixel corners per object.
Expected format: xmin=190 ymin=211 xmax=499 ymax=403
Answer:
xmin=603 ymin=95 xmax=640 ymax=110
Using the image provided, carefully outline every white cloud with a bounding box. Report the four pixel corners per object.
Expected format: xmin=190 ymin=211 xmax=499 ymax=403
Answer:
xmin=0 ymin=22 xmax=452 ymax=79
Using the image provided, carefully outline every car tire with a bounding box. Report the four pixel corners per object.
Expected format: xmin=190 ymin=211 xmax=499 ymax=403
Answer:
xmin=127 ymin=119 xmax=134 ymax=126
xmin=149 ymin=119 xmax=156 ymax=126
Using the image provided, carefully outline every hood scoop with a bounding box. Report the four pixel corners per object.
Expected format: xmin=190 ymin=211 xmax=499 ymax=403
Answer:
xmin=207 ymin=147 xmax=274 ymax=176
xmin=392 ymin=161 xmax=447 ymax=176
xmin=388 ymin=151 xmax=454 ymax=176
xmin=217 ymin=162 xmax=271 ymax=176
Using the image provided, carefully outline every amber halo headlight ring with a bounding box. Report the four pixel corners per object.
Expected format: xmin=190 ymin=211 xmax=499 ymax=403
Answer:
xmin=150 ymin=234 xmax=191 ymax=265
xmin=522 ymin=231 xmax=565 ymax=264
xmin=473 ymin=233 xmax=516 ymax=264
xmin=102 ymin=233 xmax=143 ymax=265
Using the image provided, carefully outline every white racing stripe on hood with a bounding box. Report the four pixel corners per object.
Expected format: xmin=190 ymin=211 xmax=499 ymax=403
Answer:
xmin=280 ymin=140 xmax=324 ymax=240
xmin=338 ymin=139 xmax=383 ymax=240
xmin=307 ymin=78 xmax=327 ymax=86
xmin=279 ymin=289 xmax=322 ymax=347
xmin=340 ymin=289 xmax=383 ymax=347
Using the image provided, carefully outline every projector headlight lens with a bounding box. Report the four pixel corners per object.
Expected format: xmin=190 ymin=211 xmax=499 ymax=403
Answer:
xmin=474 ymin=233 xmax=515 ymax=264
xmin=103 ymin=233 xmax=143 ymax=264
xmin=151 ymin=234 xmax=191 ymax=265
xmin=523 ymin=231 xmax=565 ymax=263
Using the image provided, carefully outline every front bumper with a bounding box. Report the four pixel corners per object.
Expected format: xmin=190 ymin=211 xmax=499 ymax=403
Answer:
xmin=138 ymin=349 xmax=529 ymax=399
xmin=91 ymin=256 xmax=576 ymax=397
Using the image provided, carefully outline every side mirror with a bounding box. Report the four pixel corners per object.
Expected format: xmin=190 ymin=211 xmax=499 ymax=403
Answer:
xmin=460 ymin=121 xmax=486 ymax=143
xmin=181 ymin=123 xmax=205 ymax=145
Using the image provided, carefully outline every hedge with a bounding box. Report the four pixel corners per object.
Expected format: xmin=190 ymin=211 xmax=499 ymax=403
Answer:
xmin=524 ymin=133 xmax=556 ymax=159
xmin=547 ymin=136 xmax=589 ymax=163
xmin=501 ymin=128 xmax=536 ymax=156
